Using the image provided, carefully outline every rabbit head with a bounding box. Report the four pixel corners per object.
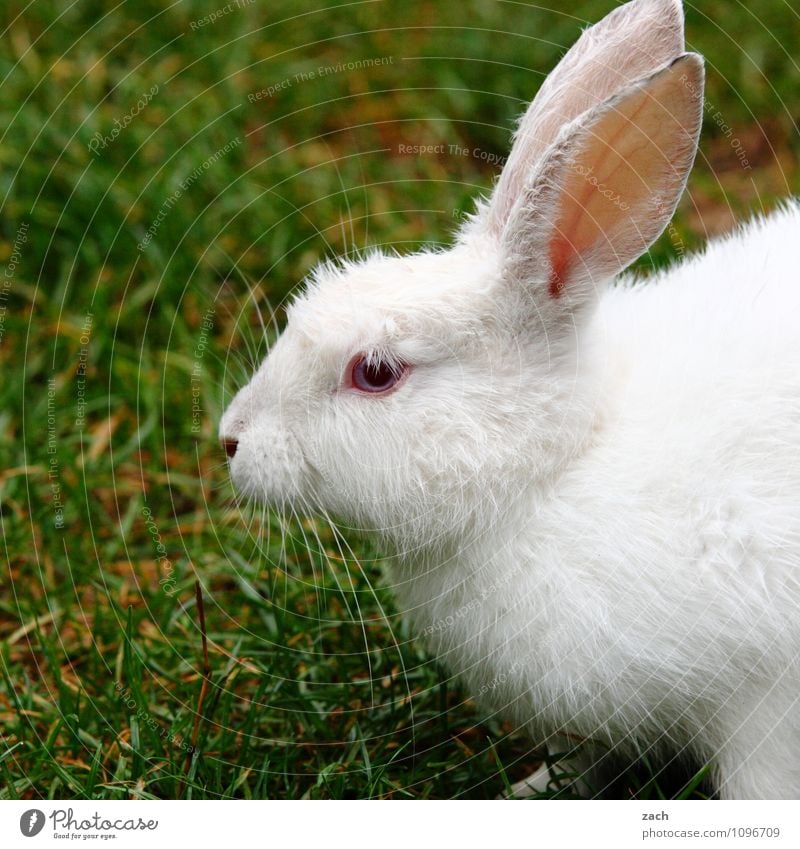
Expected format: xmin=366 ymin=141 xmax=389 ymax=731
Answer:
xmin=220 ymin=0 xmax=704 ymax=550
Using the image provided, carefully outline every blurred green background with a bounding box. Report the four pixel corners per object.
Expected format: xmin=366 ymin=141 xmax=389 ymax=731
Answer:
xmin=0 ymin=0 xmax=798 ymax=799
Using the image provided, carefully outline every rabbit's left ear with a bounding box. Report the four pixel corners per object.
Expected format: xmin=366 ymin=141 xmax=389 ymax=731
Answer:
xmin=486 ymin=0 xmax=687 ymax=235
xmin=500 ymin=53 xmax=704 ymax=314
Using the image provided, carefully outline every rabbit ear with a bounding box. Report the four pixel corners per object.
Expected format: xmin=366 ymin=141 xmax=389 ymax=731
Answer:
xmin=501 ymin=53 xmax=704 ymax=315
xmin=486 ymin=0 xmax=686 ymax=235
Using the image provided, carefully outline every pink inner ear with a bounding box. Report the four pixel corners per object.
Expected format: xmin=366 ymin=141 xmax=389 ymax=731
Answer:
xmin=548 ymin=236 xmax=574 ymax=298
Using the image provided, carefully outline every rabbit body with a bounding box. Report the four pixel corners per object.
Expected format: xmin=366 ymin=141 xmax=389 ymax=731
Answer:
xmin=392 ymin=204 xmax=800 ymax=800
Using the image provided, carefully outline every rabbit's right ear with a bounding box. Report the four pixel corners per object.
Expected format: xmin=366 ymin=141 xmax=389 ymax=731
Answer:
xmin=486 ymin=0 xmax=686 ymax=235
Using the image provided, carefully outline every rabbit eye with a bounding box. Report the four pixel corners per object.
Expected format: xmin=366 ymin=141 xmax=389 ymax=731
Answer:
xmin=349 ymin=356 xmax=407 ymax=394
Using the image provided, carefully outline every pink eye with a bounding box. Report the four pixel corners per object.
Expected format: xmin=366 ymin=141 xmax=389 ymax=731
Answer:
xmin=349 ymin=355 xmax=408 ymax=394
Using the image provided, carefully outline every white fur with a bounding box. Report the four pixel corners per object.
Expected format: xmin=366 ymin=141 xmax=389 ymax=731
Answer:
xmin=220 ymin=0 xmax=800 ymax=799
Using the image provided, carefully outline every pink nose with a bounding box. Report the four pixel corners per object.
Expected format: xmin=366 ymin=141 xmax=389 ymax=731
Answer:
xmin=222 ymin=438 xmax=238 ymax=459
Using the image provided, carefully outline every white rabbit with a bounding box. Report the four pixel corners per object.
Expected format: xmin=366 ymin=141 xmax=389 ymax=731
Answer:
xmin=220 ymin=0 xmax=800 ymax=799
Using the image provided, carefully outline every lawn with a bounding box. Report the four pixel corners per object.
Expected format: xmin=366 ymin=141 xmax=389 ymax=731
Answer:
xmin=1 ymin=0 xmax=798 ymax=800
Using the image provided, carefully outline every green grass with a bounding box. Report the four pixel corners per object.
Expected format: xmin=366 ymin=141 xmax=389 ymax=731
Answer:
xmin=0 ymin=0 xmax=798 ymax=800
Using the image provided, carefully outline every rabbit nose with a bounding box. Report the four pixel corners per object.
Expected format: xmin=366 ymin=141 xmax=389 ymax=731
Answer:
xmin=222 ymin=438 xmax=238 ymax=459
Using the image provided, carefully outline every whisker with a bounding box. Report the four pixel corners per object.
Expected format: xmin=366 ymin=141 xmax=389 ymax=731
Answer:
xmin=312 ymin=499 xmax=418 ymax=744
